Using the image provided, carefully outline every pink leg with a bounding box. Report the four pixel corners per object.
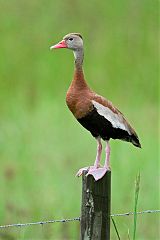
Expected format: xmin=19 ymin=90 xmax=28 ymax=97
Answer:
xmin=94 ymin=138 xmax=102 ymax=168
xmin=104 ymin=141 xmax=111 ymax=170
xmin=76 ymin=138 xmax=102 ymax=177
xmin=87 ymin=140 xmax=111 ymax=181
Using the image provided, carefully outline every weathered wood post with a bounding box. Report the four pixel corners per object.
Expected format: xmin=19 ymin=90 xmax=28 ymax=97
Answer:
xmin=80 ymin=170 xmax=111 ymax=240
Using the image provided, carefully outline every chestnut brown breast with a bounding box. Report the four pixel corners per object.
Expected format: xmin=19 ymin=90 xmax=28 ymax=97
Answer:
xmin=66 ymin=87 xmax=94 ymax=119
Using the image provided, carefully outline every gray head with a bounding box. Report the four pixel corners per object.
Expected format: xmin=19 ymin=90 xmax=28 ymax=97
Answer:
xmin=50 ymin=33 xmax=84 ymax=68
xmin=50 ymin=33 xmax=83 ymax=51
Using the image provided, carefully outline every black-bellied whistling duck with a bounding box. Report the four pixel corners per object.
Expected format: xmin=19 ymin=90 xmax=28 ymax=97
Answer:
xmin=50 ymin=33 xmax=141 ymax=181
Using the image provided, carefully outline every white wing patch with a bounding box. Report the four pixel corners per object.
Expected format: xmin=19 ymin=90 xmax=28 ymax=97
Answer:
xmin=92 ymin=100 xmax=131 ymax=134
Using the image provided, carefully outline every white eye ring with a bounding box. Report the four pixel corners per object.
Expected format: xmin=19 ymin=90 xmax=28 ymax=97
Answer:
xmin=69 ymin=38 xmax=73 ymax=41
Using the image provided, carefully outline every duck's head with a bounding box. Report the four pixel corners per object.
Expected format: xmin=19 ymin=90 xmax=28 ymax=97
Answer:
xmin=50 ymin=33 xmax=83 ymax=51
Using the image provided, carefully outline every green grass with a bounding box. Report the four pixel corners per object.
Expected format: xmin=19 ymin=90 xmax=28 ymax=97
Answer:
xmin=111 ymin=217 xmax=121 ymax=240
xmin=133 ymin=173 xmax=140 ymax=240
xmin=0 ymin=0 xmax=159 ymax=239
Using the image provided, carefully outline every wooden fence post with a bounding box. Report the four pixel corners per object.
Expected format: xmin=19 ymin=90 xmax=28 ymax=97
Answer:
xmin=80 ymin=170 xmax=111 ymax=240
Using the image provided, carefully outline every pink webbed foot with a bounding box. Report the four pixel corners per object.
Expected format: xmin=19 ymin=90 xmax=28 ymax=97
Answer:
xmin=76 ymin=167 xmax=90 ymax=177
xmin=76 ymin=165 xmax=110 ymax=181
xmin=76 ymin=165 xmax=101 ymax=177
xmin=86 ymin=166 xmax=110 ymax=181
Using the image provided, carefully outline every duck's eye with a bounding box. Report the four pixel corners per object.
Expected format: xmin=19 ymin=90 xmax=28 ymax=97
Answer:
xmin=69 ymin=38 xmax=73 ymax=41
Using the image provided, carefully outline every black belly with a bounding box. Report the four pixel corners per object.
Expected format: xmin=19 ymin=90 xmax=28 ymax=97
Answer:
xmin=77 ymin=107 xmax=131 ymax=142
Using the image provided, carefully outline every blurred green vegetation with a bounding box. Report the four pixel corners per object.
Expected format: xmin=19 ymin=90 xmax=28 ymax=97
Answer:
xmin=0 ymin=0 xmax=159 ymax=239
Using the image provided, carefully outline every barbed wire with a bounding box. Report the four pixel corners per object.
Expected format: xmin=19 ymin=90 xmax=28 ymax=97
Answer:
xmin=0 ymin=209 xmax=159 ymax=229
xmin=111 ymin=209 xmax=160 ymax=217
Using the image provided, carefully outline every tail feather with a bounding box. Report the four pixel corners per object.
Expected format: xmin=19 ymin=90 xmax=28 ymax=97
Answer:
xmin=131 ymin=134 xmax=141 ymax=148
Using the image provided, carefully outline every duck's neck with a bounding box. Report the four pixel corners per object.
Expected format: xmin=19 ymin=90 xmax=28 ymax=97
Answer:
xmin=71 ymin=48 xmax=88 ymax=90
xmin=74 ymin=48 xmax=84 ymax=70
